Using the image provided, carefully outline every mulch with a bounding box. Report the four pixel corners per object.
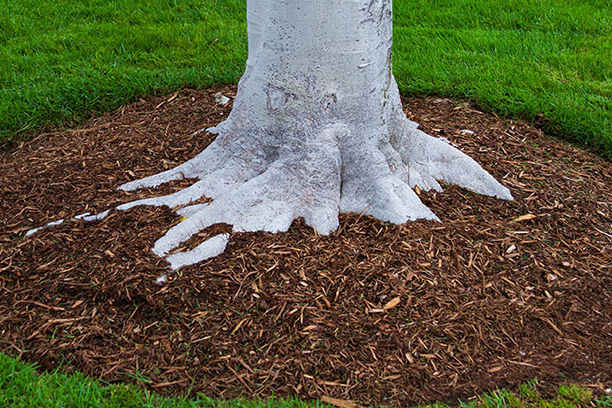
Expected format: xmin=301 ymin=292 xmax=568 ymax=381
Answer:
xmin=0 ymin=87 xmax=610 ymax=406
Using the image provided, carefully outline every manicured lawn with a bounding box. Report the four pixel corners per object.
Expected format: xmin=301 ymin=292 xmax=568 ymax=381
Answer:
xmin=1 ymin=354 xmax=610 ymax=408
xmin=0 ymin=0 xmax=610 ymax=158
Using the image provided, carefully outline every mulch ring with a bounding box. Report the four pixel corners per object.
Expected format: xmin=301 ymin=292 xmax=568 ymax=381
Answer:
xmin=0 ymin=87 xmax=610 ymax=407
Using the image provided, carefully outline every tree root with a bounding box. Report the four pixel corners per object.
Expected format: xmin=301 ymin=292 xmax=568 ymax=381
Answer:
xmin=26 ymin=119 xmax=511 ymax=271
xmin=22 ymin=0 xmax=513 ymax=274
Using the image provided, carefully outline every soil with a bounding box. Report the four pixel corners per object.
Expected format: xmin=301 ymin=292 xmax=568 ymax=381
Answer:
xmin=0 ymin=87 xmax=610 ymax=406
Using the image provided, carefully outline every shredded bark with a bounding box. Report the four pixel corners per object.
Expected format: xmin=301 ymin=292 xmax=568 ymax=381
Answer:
xmin=0 ymin=88 xmax=610 ymax=406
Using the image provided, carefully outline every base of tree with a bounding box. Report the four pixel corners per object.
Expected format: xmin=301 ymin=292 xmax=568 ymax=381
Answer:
xmin=106 ymin=96 xmax=512 ymax=269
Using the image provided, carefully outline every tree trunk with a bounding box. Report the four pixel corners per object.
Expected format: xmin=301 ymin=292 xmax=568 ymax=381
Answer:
xmin=117 ymin=0 xmax=512 ymax=269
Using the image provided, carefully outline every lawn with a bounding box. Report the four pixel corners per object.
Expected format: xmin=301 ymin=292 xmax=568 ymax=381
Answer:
xmin=0 ymin=0 xmax=610 ymax=158
xmin=2 ymin=353 xmax=610 ymax=408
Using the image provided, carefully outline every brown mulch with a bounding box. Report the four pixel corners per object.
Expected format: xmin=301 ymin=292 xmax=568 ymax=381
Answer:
xmin=0 ymin=87 xmax=610 ymax=406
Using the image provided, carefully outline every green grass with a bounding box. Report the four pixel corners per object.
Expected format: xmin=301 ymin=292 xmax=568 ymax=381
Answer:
xmin=0 ymin=0 xmax=610 ymax=158
xmin=393 ymin=0 xmax=611 ymax=159
xmin=1 ymin=354 xmax=611 ymax=408
xmin=0 ymin=0 xmax=246 ymax=140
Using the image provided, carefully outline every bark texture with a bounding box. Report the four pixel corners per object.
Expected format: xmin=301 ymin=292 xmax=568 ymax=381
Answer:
xmin=96 ymin=0 xmax=512 ymax=268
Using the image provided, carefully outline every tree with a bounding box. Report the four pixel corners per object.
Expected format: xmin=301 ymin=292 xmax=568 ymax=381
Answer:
xmin=57 ymin=0 xmax=513 ymax=269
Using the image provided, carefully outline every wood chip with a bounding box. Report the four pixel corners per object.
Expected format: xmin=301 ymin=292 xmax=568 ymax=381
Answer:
xmin=383 ymin=297 xmax=401 ymax=310
xmin=513 ymin=214 xmax=537 ymax=222
xmin=321 ymin=396 xmax=363 ymax=408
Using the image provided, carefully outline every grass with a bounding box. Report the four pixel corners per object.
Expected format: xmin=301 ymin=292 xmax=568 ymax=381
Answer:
xmin=0 ymin=0 xmax=610 ymax=158
xmin=1 ymin=354 xmax=611 ymax=408
xmin=393 ymin=0 xmax=611 ymax=158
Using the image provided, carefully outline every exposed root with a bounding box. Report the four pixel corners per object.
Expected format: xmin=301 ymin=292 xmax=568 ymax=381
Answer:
xmin=25 ymin=117 xmax=511 ymax=271
xmin=339 ymin=139 xmax=438 ymax=223
xmin=393 ymin=120 xmax=513 ymax=200
xmin=118 ymin=141 xmax=228 ymax=192
xmin=25 ymin=219 xmax=64 ymax=237
xmin=165 ymin=234 xmax=230 ymax=270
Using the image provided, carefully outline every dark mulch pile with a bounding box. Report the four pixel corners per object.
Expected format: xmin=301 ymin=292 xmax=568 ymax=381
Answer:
xmin=0 ymin=88 xmax=610 ymax=406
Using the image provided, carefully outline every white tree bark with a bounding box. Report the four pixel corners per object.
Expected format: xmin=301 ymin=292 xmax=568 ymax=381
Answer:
xmin=41 ymin=0 xmax=512 ymax=269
